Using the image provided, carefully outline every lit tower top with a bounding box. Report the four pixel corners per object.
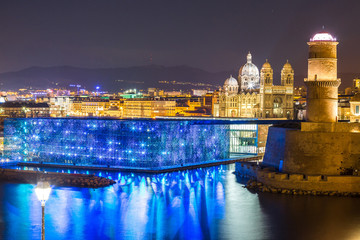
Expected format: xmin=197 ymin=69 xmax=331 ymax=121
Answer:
xmin=305 ymin=31 xmax=341 ymax=123
xmin=307 ymin=31 xmax=339 ymax=82
xmin=310 ymin=32 xmax=337 ymax=42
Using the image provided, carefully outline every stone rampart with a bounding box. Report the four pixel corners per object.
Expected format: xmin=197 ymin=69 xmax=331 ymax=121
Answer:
xmin=236 ymin=162 xmax=360 ymax=195
xmin=262 ymin=124 xmax=360 ymax=176
xmin=235 ymin=162 xmax=258 ymax=178
xmin=257 ymin=168 xmax=360 ymax=193
xmin=284 ymin=129 xmax=360 ymax=175
xmin=301 ymin=122 xmax=360 ymax=132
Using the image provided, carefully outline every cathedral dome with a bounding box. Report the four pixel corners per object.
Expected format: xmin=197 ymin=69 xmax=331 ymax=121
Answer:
xmin=223 ymin=75 xmax=239 ymax=95
xmin=262 ymin=59 xmax=272 ymax=69
xmin=239 ymin=52 xmax=259 ymax=78
xmin=224 ymin=75 xmax=238 ymax=87
xmin=282 ymin=60 xmax=292 ymax=69
xmin=239 ymin=52 xmax=260 ymax=91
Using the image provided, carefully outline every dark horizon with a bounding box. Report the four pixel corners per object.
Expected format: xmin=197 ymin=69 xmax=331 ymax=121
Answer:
xmin=1 ymin=0 xmax=360 ymax=80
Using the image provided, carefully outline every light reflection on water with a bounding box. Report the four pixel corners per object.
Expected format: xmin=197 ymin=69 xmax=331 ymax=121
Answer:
xmin=1 ymin=164 xmax=360 ymax=240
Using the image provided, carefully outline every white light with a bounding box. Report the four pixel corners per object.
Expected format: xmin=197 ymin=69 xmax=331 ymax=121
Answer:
xmin=35 ymin=182 xmax=51 ymax=206
xmin=311 ymin=32 xmax=336 ymax=42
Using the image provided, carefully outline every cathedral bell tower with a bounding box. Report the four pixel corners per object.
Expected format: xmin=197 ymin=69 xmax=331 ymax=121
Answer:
xmin=281 ymin=60 xmax=294 ymax=86
xmin=260 ymin=60 xmax=273 ymax=86
xmin=305 ymin=32 xmax=341 ymax=122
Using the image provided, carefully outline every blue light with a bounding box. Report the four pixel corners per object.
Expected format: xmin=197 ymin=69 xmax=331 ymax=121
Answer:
xmin=3 ymin=118 xmax=257 ymax=168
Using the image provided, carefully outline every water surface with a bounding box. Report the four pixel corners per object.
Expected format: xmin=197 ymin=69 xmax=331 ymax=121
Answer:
xmin=1 ymin=164 xmax=360 ymax=240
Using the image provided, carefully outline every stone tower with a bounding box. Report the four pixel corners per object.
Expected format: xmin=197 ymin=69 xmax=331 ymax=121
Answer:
xmin=281 ymin=60 xmax=294 ymax=86
xmin=260 ymin=60 xmax=273 ymax=86
xmin=262 ymin=31 xmax=360 ymax=179
xmin=305 ymin=32 xmax=341 ymax=122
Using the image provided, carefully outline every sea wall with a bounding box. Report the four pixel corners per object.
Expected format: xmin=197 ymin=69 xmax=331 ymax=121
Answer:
xmin=262 ymin=124 xmax=360 ymax=175
xmin=257 ymin=169 xmax=360 ymax=193
xmin=235 ymin=162 xmax=258 ymax=178
xmin=284 ymin=130 xmax=360 ymax=175
xmin=236 ymin=163 xmax=360 ymax=195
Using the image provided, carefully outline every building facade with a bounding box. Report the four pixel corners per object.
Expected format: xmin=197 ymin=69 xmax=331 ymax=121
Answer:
xmin=123 ymin=98 xmax=176 ymax=118
xmin=0 ymin=102 xmax=50 ymax=118
xmin=217 ymin=53 xmax=294 ymax=119
xmin=350 ymin=93 xmax=360 ymax=122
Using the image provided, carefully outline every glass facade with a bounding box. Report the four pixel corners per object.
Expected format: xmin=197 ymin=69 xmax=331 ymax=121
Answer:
xmin=229 ymin=124 xmax=257 ymax=154
xmin=4 ymin=118 xmax=258 ymax=169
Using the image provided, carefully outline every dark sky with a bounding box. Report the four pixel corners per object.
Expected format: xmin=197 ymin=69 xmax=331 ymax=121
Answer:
xmin=1 ymin=0 xmax=360 ymax=77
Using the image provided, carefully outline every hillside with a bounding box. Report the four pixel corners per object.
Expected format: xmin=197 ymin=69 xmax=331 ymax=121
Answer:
xmin=0 ymin=65 xmax=357 ymax=92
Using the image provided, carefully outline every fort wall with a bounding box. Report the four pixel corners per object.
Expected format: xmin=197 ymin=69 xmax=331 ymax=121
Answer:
xmin=236 ymin=162 xmax=360 ymax=194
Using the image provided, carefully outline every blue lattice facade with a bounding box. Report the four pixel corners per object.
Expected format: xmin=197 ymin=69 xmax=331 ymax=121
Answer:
xmin=4 ymin=118 xmax=238 ymax=168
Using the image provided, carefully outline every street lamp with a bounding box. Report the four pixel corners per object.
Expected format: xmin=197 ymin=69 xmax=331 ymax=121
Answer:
xmin=35 ymin=182 xmax=51 ymax=240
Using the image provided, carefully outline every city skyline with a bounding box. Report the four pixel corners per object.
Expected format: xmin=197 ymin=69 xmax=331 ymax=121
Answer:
xmin=1 ymin=0 xmax=360 ymax=79
xmin=1 ymin=2 xmax=360 ymax=237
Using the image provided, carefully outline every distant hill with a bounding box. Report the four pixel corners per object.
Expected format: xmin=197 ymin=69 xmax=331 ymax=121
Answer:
xmin=0 ymin=65 xmax=356 ymax=91
xmin=0 ymin=65 xmax=230 ymax=92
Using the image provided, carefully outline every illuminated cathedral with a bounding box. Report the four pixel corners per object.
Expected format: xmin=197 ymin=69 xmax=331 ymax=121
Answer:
xmin=217 ymin=52 xmax=294 ymax=119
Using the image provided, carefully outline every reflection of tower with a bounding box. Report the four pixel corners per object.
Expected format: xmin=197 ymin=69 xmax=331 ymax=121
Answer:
xmin=305 ymin=32 xmax=341 ymax=122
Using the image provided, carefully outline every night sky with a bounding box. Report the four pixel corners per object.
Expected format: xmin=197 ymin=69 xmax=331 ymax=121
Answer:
xmin=1 ymin=0 xmax=360 ymax=78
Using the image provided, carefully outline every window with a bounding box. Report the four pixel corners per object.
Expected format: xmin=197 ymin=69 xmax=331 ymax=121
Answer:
xmin=266 ymin=74 xmax=270 ymax=84
xmin=356 ymin=105 xmax=360 ymax=114
xmin=287 ymin=74 xmax=291 ymax=84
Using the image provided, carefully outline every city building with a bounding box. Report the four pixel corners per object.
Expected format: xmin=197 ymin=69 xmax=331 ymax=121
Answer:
xmin=81 ymin=98 xmax=110 ymax=117
xmin=4 ymin=118 xmax=260 ymax=168
xmin=49 ymin=96 xmax=73 ymax=117
xmin=217 ymin=53 xmax=294 ymax=119
xmin=192 ymin=89 xmax=208 ymax=96
xmin=338 ymin=95 xmax=352 ymax=121
xmin=120 ymin=89 xmax=143 ymax=99
xmin=0 ymin=102 xmax=50 ymax=118
xmin=123 ymin=97 xmax=176 ymax=118
xmin=70 ymin=96 xmax=85 ymax=116
xmin=106 ymin=98 xmax=124 ymax=117
xmin=350 ymin=93 xmax=360 ymax=122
